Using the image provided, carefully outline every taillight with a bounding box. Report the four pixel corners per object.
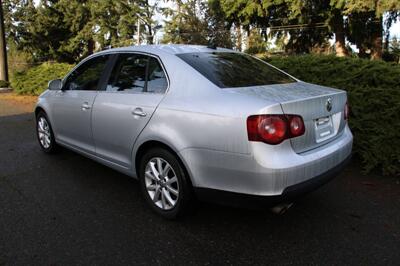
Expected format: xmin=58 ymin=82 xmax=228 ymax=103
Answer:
xmin=344 ymin=101 xmax=349 ymax=121
xmin=247 ymin=114 xmax=305 ymax=145
xmin=288 ymin=115 xmax=305 ymax=136
xmin=258 ymin=116 xmax=287 ymax=144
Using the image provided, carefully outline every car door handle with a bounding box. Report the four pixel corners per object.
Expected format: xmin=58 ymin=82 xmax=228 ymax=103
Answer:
xmin=81 ymin=102 xmax=91 ymax=111
xmin=132 ymin=108 xmax=147 ymax=117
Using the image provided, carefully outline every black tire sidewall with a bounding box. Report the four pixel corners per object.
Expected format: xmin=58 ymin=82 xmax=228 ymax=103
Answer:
xmin=139 ymin=148 xmax=192 ymax=219
xmin=36 ymin=111 xmax=57 ymax=153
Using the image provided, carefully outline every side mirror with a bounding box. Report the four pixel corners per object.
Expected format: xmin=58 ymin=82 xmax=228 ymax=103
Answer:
xmin=48 ymin=79 xmax=63 ymax=90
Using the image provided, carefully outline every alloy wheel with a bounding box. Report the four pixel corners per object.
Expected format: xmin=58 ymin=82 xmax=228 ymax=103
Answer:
xmin=37 ymin=117 xmax=51 ymax=149
xmin=144 ymin=157 xmax=180 ymax=210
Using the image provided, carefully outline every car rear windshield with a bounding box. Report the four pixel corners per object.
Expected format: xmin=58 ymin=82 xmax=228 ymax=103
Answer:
xmin=176 ymin=52 xmax=296 ymax=88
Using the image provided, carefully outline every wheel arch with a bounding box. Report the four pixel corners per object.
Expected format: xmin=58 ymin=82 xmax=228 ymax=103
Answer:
xmin=34 ymin=106 xmax=46 ymax=117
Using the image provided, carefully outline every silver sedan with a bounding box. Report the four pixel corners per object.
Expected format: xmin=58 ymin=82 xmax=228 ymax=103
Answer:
xmin=35 ymin=45 xmax=353 ymax=218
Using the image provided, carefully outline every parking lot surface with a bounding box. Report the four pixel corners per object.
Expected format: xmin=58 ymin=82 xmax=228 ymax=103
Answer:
xmin=0 ymin=111 xmax=399 ymax=265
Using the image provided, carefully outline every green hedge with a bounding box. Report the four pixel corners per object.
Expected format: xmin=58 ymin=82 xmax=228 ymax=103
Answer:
xmin=11 ymin=62 xmax=72 ymax=95
xmin=0 ymin=80 xmax=9 ymax=88
xmin=264 ymin=55 xmax=400 ymax=176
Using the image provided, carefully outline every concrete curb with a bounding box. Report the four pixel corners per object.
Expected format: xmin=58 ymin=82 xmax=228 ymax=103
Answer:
xmin=0 ymin=88 xmax=13 ymax=93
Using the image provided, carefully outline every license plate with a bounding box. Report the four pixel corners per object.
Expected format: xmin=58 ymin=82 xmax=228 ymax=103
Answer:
xmin=314 ymin=116 xmax=335 ymax=143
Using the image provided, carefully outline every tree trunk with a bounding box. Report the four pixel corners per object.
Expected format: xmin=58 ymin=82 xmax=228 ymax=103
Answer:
xmin=246 ymin=26 xmax=251 ymax=51
xmin=370 ymin=17 xmax=383 ymax=60
xmin=335 ymin=31 xmax=348 ymax=57
xmin=147 ymin=25 xmax=153 ymax=44
xmin=87 ymin=39 xmax=95 ymax=55
xmin=235 ymin=24 xmax=242 ymax=52
xmin=358 ymin=46 xmax=368 ymax=59
xmin=333 ymin=13 xmax=348 ymax=57
xmin=0 ymin=0 xmax=8 ymax=82
xmin=383 ymin=32 xmax=390 ymax=52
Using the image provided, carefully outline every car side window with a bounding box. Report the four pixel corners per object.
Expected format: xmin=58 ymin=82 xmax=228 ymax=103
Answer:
xmin=147 ymin=57 xmax=168 ymax=93
xmin=107 ymin=54 xmax=148 ymax=92
xmin=106 ymin=53 xmax=168 ymax=93
xmin=63 ymin=55 xmax=109 ymax=91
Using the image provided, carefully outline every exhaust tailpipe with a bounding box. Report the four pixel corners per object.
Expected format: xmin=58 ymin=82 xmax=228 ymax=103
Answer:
xmin=270 ymin=203 xmax=294 ymax=215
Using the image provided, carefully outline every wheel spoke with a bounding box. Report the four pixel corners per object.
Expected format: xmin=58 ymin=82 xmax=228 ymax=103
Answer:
xmin=38 ymin=119 xmax=44 ymax=131
xmin=163 ymin=188 xmax=176 ymax=206
xmin=161 ymin=189 xmax=167 ymax=209
xmin=153 ymin=186 xmax=161 ymax=203
xmin=145 ymin=170 xmax=157 ymax=181
xmin=156 ymin=158 xmax=163 ymax=176
xmin=166 ymin=176 xmax=177 ymax=185
xmin=162 ymin=164 xmax=171 ymax=177
xmin=166 ymin=185 xmax=178 ymax=196
xmin=39 ymin=133 xmax=46 ymax=145
xmin=147 ymin=184 xmax=156 ymax=191
xmin=149 ymin=162 xmax=160 ymax=180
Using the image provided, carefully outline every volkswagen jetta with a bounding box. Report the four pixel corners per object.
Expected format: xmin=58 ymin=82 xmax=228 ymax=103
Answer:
xmin=35 ymin=45 xmax=353 ymax=218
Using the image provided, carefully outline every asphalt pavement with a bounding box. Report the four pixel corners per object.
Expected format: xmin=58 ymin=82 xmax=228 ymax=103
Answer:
xmin=0 ymin=112 xmax=399 ymax=265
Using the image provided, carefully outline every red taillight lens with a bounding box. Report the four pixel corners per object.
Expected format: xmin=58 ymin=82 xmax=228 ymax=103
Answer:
xmin=247 ymin=114 xmax=305 ymax=145
xmin=258 ymin=116 xmax=287 ymax=144
xmin=344 ymin=101 xmax=349 ymax=120
xmin=288 ymin=115 xmax=305 ymax=137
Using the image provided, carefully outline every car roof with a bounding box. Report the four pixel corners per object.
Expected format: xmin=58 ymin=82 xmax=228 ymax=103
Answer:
xmin=95 ymin=44 xmax=236 ymax=57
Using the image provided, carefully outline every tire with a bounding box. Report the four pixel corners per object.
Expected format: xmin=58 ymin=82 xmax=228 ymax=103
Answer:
xmin=36 ymin=111 xmax=59 ymax=154
xmin=139 ymin=147 xmax=194 ymax=219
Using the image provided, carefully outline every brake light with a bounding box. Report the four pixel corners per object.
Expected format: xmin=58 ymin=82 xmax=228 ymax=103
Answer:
xmin=288 ymin=115 xmax=305 ymax=136
xmin=247 ymin=115 xmax=305 ymax=145
xmin=344 ymin=101 xmax=349 ymax=121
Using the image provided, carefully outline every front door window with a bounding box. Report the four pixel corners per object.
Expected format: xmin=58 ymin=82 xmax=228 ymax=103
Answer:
xmin=63 ymin=55 xmax=110 ymax=91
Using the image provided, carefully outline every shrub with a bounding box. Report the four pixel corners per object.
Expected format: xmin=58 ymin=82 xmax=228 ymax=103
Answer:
xmin=263 ymin=55 xmax=400 ymax=176
xmin=10 ymin=62 xmax=72 ymax=95
xmin=7 ymin=46 xmax=35 ymax=74
xmin=0 ymin=80 xmax=9 ymax=88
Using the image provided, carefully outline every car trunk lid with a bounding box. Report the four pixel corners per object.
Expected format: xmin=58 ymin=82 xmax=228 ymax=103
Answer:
xmin=225 ymin=82 xmax=347 ymax=153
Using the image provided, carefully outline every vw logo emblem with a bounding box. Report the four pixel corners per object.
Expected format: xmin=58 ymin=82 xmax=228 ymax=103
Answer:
xmin=326 ymin=98 xmax=333 ymax=112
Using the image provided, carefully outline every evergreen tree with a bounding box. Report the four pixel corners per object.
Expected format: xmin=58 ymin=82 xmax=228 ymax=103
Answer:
xmin=162 ymin=0 xmax=208 ymax=45
xmin=206 ymin=0 xmax=232 ymax=48
xmin=340 ymin=0 xmax=400 ymax=59
xmin=3 ymin=0 xmax=400 ymax=62
xmin=3 ymin=0 xmax=160 ymax=63
xmin=56 ymin=0 xmax=94 ymax=60
xmin=215 ymin=0 xmax=400 ymax=59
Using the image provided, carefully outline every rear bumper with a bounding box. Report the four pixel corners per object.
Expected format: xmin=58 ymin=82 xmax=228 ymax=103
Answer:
xmin=180 ymin=125 xmax=353 ymax=197
xmin=194 ymin=155 xmax=351 ymax=208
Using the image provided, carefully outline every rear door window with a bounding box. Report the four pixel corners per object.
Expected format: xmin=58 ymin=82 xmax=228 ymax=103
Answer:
xmin=147 ymin=57 xmax=168 ymax=93
xmin=176 ymin=52 xmax=296 ymax=88
xmin=106 ymin=53 xmax=168 ymax=93
xmin=107 ymin=54 xmax=148 ymax=92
